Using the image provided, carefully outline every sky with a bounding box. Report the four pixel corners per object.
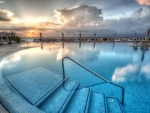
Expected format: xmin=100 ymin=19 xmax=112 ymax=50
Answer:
xmin=0 ymin=0 xmax=150 ymax=37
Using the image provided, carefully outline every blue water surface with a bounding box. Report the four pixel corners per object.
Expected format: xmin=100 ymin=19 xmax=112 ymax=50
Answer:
xmin=0 ymin=42 xmax=150 ymax=113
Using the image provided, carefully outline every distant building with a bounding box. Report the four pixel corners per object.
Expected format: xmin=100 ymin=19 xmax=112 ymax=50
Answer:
xmin=0 ymin=32 xmax=16 ymax=45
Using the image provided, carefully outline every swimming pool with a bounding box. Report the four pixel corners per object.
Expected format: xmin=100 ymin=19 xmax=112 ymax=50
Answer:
xmin=0 ymin=42 xmax=150 ymax=113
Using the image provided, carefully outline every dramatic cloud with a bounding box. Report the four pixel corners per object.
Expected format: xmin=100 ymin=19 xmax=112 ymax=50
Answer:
xmin=54 ymin=5 xmax=103 ymax=26
xmin=0 ymin=3 xmax=150 ymax=37
xmin=136 ymin=0 xmax=150 ymax=5
xmin=0 ymin=9 xmax=14 ymax=21
xmin=49 ymin=6 xmax=150 ymax=37
xmin=96 ymin=6 xmax=150 ymax=36
xmin=131 ymin=6 xmax=150 ymax=19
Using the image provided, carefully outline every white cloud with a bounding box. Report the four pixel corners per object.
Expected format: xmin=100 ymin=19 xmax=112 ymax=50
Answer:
xmin=51 ymin=6 xmax=150 ymax=37
xmin=131 ymin=6 xmax=150 ymax=21
xmin=0 ymin=1 xmax=5 ymax=3
xmin=0 ymin=9 xmax=14 ymax=21
xmin=98 ymin=6 xmax=150 ymax=35
xmin=54 ymin=5 xmax=103 ymax=26
xmin=0 ymin=5 xmax=150 ymax=37
xmin=136 ymin=0 xmax=150 ymax=5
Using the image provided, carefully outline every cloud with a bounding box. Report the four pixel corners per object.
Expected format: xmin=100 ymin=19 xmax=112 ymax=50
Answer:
xmin=0 ymin=5 xmax=149 ymax=37
xmin=40 ymin=21 xmax=61 ymax=26
xmin=54 ymin=5 xmax=103 ymax=26
xmin=136 ymin=0 xmax=150 ymax=5
xmin=97 ymin=6 xmax=150 ymax=36
xmin=131 ymin=6 xmax=150 ymax=19
xmin=0 ymin=1 xmax=5 ymax=3
xmin=0 ymin=9 xmax=14 ymax=21
xmin=51 ymin=6 xmax=150 ymax=37
xmin=0 ymin=27 xmax=35 ymax=31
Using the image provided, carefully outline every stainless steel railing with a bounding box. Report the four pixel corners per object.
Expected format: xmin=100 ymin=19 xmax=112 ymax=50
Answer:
xmin=62 ymin=57 xmax=125 ymax=105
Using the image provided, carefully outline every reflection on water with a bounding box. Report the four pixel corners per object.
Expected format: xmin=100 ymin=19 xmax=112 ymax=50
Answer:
xmin=62 ymin=41 xmax=64 ymax=49
xmin=1 ymin=42 xmax=150 ymax=113
xmin=93 ymin=42 xmax=96 ymax=49
xmin=141 ymin=64 xmax=150 ymax=79
xmin=112 ymin=64 xmax=138 ymax=83
xmin=2 ymin=42 xmax=150 ymax=82
xmin=0 ymin=54 xmax=21 ymax=68
xmin=41 ymin=42 xmax=43 ymax=50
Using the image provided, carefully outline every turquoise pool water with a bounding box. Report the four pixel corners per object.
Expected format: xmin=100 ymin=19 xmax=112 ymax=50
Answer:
xmin=0 ymin=42 xmax=150 ymax=113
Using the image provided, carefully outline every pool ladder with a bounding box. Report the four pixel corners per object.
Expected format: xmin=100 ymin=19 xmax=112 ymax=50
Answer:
xmin=62 ymin=57 xmax=125 ymax=105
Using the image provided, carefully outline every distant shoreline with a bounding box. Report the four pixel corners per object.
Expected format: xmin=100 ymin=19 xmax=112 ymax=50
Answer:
xmin=22 ymin=37 xmax=146 ymax=39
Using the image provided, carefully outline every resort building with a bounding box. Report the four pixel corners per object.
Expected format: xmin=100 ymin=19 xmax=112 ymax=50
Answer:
xmin=0 ymin=32 xmax=16 ymax=45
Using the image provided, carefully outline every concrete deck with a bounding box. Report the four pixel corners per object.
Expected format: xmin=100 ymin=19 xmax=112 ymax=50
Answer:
xmin=0 ymin=42 xmax=36 ymax=58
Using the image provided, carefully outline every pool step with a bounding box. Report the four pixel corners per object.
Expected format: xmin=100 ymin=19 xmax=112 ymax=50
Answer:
xmin=0 ymin=103 xmax=9 ymax=113
xmin=3 ymin=68 xmax=125 ymax=113
xmin=63 ymin=88 xmax=91 ymax=113
xmin=5 ymin=67 xmax=67 ymax=105
xmin=38 ymin=79 xmax=79 ymax=113
xmin=88 ymin=91 xmax=107 ymax=113
xmin=106 ymin=97 xmax=125 ymax=113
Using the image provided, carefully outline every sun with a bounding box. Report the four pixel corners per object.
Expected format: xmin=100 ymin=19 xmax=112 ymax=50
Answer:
xmin=28 ymin=33 xmax=32 ymax=36
xmin=28 ymin=30 xmax=34 ymax=37
xmin=27 ymin=30 xmax=39 ymax=37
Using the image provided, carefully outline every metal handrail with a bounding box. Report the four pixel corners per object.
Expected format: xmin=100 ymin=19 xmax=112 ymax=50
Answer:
xmin=62 ymin=57 xmax=125 ymax=105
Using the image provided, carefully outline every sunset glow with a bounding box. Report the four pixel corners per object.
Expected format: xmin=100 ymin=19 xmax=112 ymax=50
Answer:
xmin=0 ymin=0 xmax=150 ymax=37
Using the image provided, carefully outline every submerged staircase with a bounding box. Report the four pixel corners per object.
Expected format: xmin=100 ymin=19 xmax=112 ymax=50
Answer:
xmin=37 ymin=78 xmax=124 ymax=113
xmin=3 ymin=58 xmax=125 ymax=113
